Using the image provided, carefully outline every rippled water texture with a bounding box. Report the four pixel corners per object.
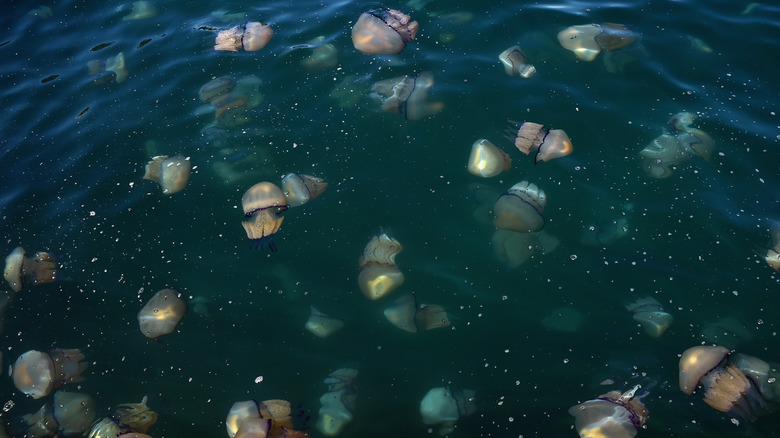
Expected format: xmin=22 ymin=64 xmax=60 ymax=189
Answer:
xmin=1 ymin=0 xmax=779 ymax=437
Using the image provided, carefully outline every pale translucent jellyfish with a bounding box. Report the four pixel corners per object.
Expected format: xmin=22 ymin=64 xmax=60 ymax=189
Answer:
xmin=491 ymin=229 xmax=539 ymax=268
xmin=211 ymin=9 xmax=247 ymax=23
xmin=467 ymin=139 xmax=511 ymax=178
xmin=352 ymin=9 xmax=418 ymax=55
xmin=122 ymin=1 xmax=157 ymax=21
xmin=493 ymin=181 xmax=546 ymax=233
xmin=301 ymin=36 xmax=338 ymax=70
xmin=137 ymin=288 xmax=187 ymax=338
xmin=199 ymin=77 xmax=235 ymax=103
xmin=226 ymin=401 xmax=261 ymax=437
xmin=368 ymin=71 xmax=443 ymax=120
xmin=358 ymin=233 xmax=404 ymax=300
xmin=419 ymin=387 xmax=476 ymax=435
xmin=505 ymin=121 xmax=573 ymax=163
xmin=11 ymin=348 xmax=88 ymax=399
xmin=384 ymin=295 xmax=450 ymax=332
xmin=417 ymin=304 xmax=450 ymax=330
xmin=568 ymin=385 xmax=648 ymax=438
xmin=764 ymin=225 xmax=780 ymax=272
xmin=105 ymin=52 xmax=128 ymax=83
xmin=241 ymin=182 xmax=288 ymax=251
xmin=316 ymin=368 xmax=358 ymax=437
xmin=226 ymin=400 xmax=296 ymax=438
xmin=498 ymin=45 xmax=536 ymax=78
xmin=625 ymin=297 xmax=673 ymax=338
xmin=281 ymin=173 xmax=328 ymax=207
xmin=4 ymin=247 xmax=58 ymax=292
xmin=234 ymin=418 xmax=270 ymax=438
xmin=557 ymin=23 xmax=636 ymax=61
xmin=142 ymin=154 xmax=191 ymax=194
xmin=305 ymin=306 xmax=344 ymax=338
xmin=640 ymin=112 xmax=714 ymax=178
xmin=20 ymin=391 xmax=96 ymax=438
xmin=732 ymin=353 xmax=780 ymax=402
xmin=215 ymin=22 xmax=273 ymax=52
xmin=88 ymin=396 xmax=158 ymax=437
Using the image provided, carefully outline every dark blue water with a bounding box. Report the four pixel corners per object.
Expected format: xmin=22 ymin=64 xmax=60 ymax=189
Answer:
xmin=1 ymin=0 xmax=779 ymax=437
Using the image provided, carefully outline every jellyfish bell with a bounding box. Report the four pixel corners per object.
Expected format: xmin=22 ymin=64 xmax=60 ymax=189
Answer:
xmin=493 ymin=181 xmax=546 ymax=233
xmin=105 ymin=52 xmax=128 ymax=84
xmin=142 ymin=155 xmax=191 ymax=194
xmin=234 ymin=417 xmax=271 ymax=438
xmin=11 ymin=349 xmax=88 ymax=399
xmin=416 ymin=304 xmax=450 ymax=331
xmin=419 ymin=387 xmax=477 ymax=435
xmin=732 ymin=353 xmax=779 ymax=402
xmin=199 ymin=77 xmax=235 ymax=103
xmin=368 ymin=71 xmax=443 ymax=120
xmin=215 ymin=22 xmax=273 ymax=52
xmin=214 ymin=96 xmax=250 ymax=128
xmin=316 ymin=368 xmax=358 ymax=437
xmin=352 ymin=9 xmax=418 ymax=55
xmin=300 ymin=36 xmax=338 ymax=71
xmin=137 ymin=288 xmax=187 ymax=338
xmin=241 ymin=182 xmax=288 ymax=251
xmin=20 ymin=391 xmax=97 ymax=438
xmin=305 ymin=306 xmax=345 ymax=338
xmin=383 ymin=294 xmax=418 ymax=333
xmin=639 ymin=134 xmax=686 ymax=179
xmin=226 ymin=401 xmax=261 ymax=438
xmin=281 ymin=173 xmax=328 ymax=207
xmin=678 ymin=345 xmax=729 ymax=395
xmin=4 ymin=247 xmax=59 ymax=292
xmin=765 ymin=249 xmax=780 ymax=272
xmin=491 ymin=229 xmax=539 ymax=268
xmin=121 ymin=1 xmax=157 ymax=21
xmin=498 ymin=45 xmax=536 ymax=78
xmin=568 ymin=385 xmax=648 ymax=438
xmin=536 ymin=129 xmax=573 ymax=163
xmin=625 ymin=297 xmax=673 ymax=338
xmin=467 ymin=139 xmax=512 ymax=178
xmin=358 ymin=233 xmax=404 ymax=300
xmin=505 ymin=121 xmax=573 ymax=163
xmin=558 ymin=23 xmax=636 ymax=61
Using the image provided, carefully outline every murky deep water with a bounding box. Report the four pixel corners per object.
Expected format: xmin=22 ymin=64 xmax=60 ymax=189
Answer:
xmin=1 ymin=0 xmax=779 ymax=437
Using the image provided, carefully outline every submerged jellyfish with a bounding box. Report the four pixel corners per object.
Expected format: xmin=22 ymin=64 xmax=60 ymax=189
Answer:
xmin=419 ymin=387 xmax=476 ymax=435
xmin=762 ymin=225 xmax=780 ymax=272
xmin=505 ymin=121 xmax=573 ymax=164
xmin=137 ymin=288 xmax=187 ymax=338
xmin=88 ymin=396 xmax=158 ymax=438
xmin=4 ymin=247 xmax=58 ymax=292
xmin=383 ymin=294 xmax=450 ymax=333
xmin=87 ymin=52 xmax=128 ymax=84
xmin=16 ymin=391 xmax=96 ymax=438
xmin=142 ymin=154 xmax=191 ymax=194
xmin=467 ymin=139 xmax=511 ymax=178
xmin=11 ymin=349 xmax=88 ymax=399
xmin=498 ymin=45 xmax=536 ymax=78
xmin=557 ymin=23 xmax=637 ymax=61
xmin=639 ymin=112 xmax=714 ymax=178
xmin=300 ymin=36 xmax=338 ymax=71
xmin=352 ymin=9 xmax=418 ymax=55
xmin=241 ymin=182 xmax=288 ymax=251
xmin=121 ymin=1 xmax=157 ymax=21
xmin=358 ymin=233 xmax=404 ymax=300
xmin=625 ymin=297 xmax=673 ymax=338
xmin=493 ymin=181 xmax=546 ymax=233
xmin=305 ymin=306 xmax=344 ymax=338
xmin=316 ymin=368 xmax=358 ymax=437
xmin=732 ymin=353 xmax=780 ymax=402
xmin=678 ymin=345 xmax=768 ymax=421
xmin=368 ymin=71 xmax=443 ymax=120
xmin=215 ymin=22 xmax=274 ymax=52
xmin=226 ymin=399 xmax=298 ymax=438
xmin=568 ymin=385 xmax=648 ymax=438
xmin=281 ymin=173 xmax=328 ymax=207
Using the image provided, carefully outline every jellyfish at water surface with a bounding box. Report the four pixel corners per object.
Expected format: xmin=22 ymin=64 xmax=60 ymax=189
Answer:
xmin=351 ymin=9 xmax=418 ymax=55
xmin=569 ymin=385 xmax=648 ymax=438
xmin=367 ymin=71 xmax=443 ymax=120
xmin=557 ymin=23 xmax=637 ymax=62
xmin=241 ymin=182 xmax=288 ymax=252
xmin=504 ymin=121 xmax=573 ymax=164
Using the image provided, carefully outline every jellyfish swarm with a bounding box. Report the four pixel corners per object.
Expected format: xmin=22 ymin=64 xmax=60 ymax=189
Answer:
xmin=352 ymin=9 xmax=418 ymax=55
xmin=678 ymin=345 xmax=768 ymax=421
xmin=569 ymin=385 xmax=648 ymax=438
xmin=4 ymin=247 xmax=58 ymax=292
xmin=241 ymin=182 xmax=288 ymax=252
xmin=368 ymin=71 xmax=443 ymax=120
xmin=505 ymin=121 xmax=573 ymax=164
xmin=639 ymin=112 xmax=714 ymax=178
xmin=557 ymin=23 xmax=637 ymax=62
xmin=419 ymin=387 xmax=477 ymax=435
xmin=11 ymin=349 xmax=88 ymax=399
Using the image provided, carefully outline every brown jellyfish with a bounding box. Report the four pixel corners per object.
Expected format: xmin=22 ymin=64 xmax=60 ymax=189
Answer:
xmin=281 ymin=173 xmax=328 ymax=207
xmin=557 ymin=23 xmax=636 ymax=61
xmin=20 ymin=391 xmax=96 ymax=438
xmin=215 ymin=22 xmax=274 ymax=52
xmin=358 ymin=233 xmax=404 ymax=300
xmin=368 ymin=71 xmax=443 ymax=120
xmin=493 ymin=181 xmax=546 ymax=233
xmin=88 ymin=396 xmax=158 ymax=438
xmin=11 ymin=348 xmax=88 ymax=399
xmin=226 ymin=399 xmax=297 ymax=438
xmin=142 ymin=154 xmax=191 ymax=195
xmin=505 ymin=121 xmax=573 ymax=163
xmin=241 ymin=182 xmax=288 ymax=251
xmin=352 ymin=9 xmax=418 ymax=55
xmin=467 ymin=139 xmax=512 ymax=178
xmin=498 ymin=45 xmax=536 ymax=78
xmin=679 ymin=345 xmax=730 ymax=395
xmin=137 ymin=288 xmax=187 ymax=338
xmin=625 ymin=297 xmax=673 ymax=338
xmin=568 ymin=385 xmax=648 ymax=438
xmin=4 ymin=247 xmax=58 ymax=292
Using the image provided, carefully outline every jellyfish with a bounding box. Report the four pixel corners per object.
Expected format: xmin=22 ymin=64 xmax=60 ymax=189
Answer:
xmin=625 ymin=297 xmax=673 ymax=338
xmin=352 ymin=9 xmax=418 ymax=55
xmin=358 ymin=233 xmax=404 ymax=300
xmin=88 ymin=396 xmax=158 ymax=438
xmin=215 ymin=22 xmax=274 ymax=52
xmin=226 ymin=399 xmax=298 ymax=438
xmin=491 ymin=229 xmax=540 ymax=268
xmin=11 ymin=348 xmax=88 ymax=399
xmin=762 ymin=224 xmax=780 ymax=272
xmin=305 ymin=306 xmax=344 ymax=338
xmin=316 ymin=368 xmax=358 ymax=437
xmin=4 ymin=247 xmax=58 ymax=292
xmin=137 ymin=288 xmax=187 ymax=338
xmin=280 ymin=173 xmax=328 ymax=207
xmin=640 ymin=112 xmax=714 ymax=178
xmin=732 ymin=353 xmax=780 ymax=402
xmin=419 ymin=387 xmax=476 ymax=435
xmin=241 ymin=182 xmax=288 ymax=251
xmin=199 ymin=77 xmax=235 ymax=104
xmin=505 ymin=121 xmax=573 ymax=163
xmin=105 ymin=52 xmax=128 ymax=83
xmin=211 ymin=9 xmax=247 ymax=23
xmin=493 ymin=181 xmax=546 ymax=233
xmin=699 ymin=316 xmax=754 ymax=350
xmin=16 ymin=391 xmax=96 ymax=438
xmin=300 ymin=36 xmax=338 ymax=70
xmin=467 ymin=139 xmax=512 ymax=178
xmin=678 ymin=345 xmax=768 ymax=421
xmin=498 ymin=45 xmax=536 ymax=78
xmin=142 ymin=154 xmax=191 ymax=194
xmin=367 ymin=71 xmax=443 ymax=120
xmin=557 ymin=23 xmax=636 ymax=61
xmin=568 ymin=385 xmax=648 ymax=438
xmin=121 ymin=1 xmax=157 ymax=21
xmin=383 ymin=294 xmax=450 ymax=333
